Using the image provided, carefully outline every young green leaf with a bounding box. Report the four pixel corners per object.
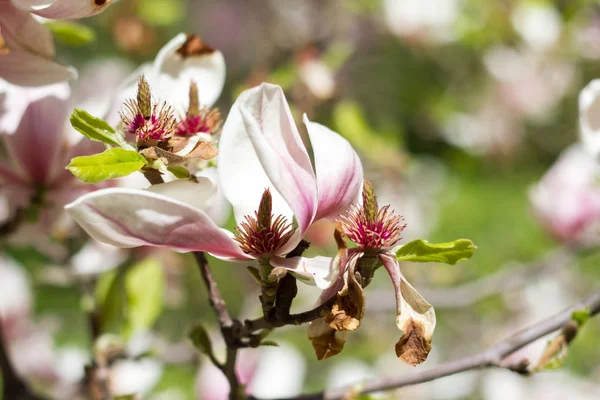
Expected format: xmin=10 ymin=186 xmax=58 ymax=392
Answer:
xmin=396 ymin=239 xmax=476 ymax=265
xmin=45 ymin=21 xmax=96 ymax=46
xmin=571 ymin=308 xmax=590 ymax=327
xmin=167 ymin=166 xmax=191 ymax=179
xmin=70 ymin=109 xmax=129 ymax=148
xmin=124 ymin=258 xmax=164 ymax=336
xmin=189 ymin=324 xmax=215 ymax=358
xmin=67 ymin=148 xmax=146 ymax=183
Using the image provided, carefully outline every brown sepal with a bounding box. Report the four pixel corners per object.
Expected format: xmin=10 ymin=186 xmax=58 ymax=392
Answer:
xmin=141 ymin=142 xmax=218 ymax=165
xmin=395 ymin=319 xmax=432 ymax=366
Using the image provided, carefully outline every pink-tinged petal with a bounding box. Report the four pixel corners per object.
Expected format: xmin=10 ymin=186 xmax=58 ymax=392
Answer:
xmin=65 ymin=188 xmax=252 ymax=260
xmin=270 ymin=255 xmax=336 ymax=289
xmin=379 ymin=251 xmax=436 ymax=366
xmin=0 ymin=162 xmax=27 ymax=186
xmin=0 ymin=50 xmax=77 ymax=86
xmin=152 ymin=33 xmax=226 ymax=112
xmin=304 ymin=115 xmax=363 ymax=221
xmin=196 ymin=167 xmax=230 ymax=226
xmin=0 ymin=2 xmax=54 ymax=59
xmin=17 ymin=0 xmax=113 ymax=19
xmin=219 ymin=83 xmax=318 ymax=254
xmin=579 ymin=79 xmax=600 ymax=158
xmin=146 ymin=179 xmax=218 ymax=215
xmin=2 ymin=82 xmax=70 ymax=184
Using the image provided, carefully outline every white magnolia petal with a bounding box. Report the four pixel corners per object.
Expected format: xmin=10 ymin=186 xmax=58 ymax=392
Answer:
xmin=153 ymin=33 xmax=226 ymax=112
xmin=195 ymin=167 xmax=230 ymax=226
xmin=65 ymin=188 xmax=252 ymax=260
xmin=219 ymin=83 xmax=318 ymax=255
xmin=579 ymin=79 xmax=600 ymax=158
xmin=21 ymin=0 xmax=112 ymax=19
xmin=304 ymin=115 xmax=363 ymax=221
xmin=270 ymin=256 xmax=335 ymax=289
xmin=146 ymin=178 xmax=217 ymax=213
xmin=0 ymin=1 xmax=54 ymax=58
xmin=379 ymin=251 xmax=436 ymax=366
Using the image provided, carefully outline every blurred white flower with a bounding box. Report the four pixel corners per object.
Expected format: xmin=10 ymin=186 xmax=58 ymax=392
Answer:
xmin=110 ymin=358 xmax=163 ymax=397
xmin=529 ymin=145 xmax=600 ymax=246
xmin=511 ymin=3 xmax=562 ymax=52
xmin=383 ymin=0 xmax=461 ymax=43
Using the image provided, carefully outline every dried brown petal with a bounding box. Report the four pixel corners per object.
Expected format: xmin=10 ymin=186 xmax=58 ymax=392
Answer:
xmin=308 ymin=317 xmax=347 ymax=360
xmin=142 ymin=142 xmax=218 ymax=166
xmin=177 ymin=34 xmax=215 ymax=58
xmin=326 ymin=269 xmax=365 ymax=331
xmin=395 ymin=319 xmax=432 ymax=366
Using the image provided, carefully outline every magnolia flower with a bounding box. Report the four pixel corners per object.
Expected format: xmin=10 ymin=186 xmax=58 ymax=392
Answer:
xmin=0 ymin=79 xmax=107 ymax=229
xmin=66 ymin=83 xmax=363 ymax=285
xmin=306 ymin=181 xmax=436 ymax=366
xmin=0 ymin=0 xmax=112 ymax=86
xmin=529 ymin=145 xmax=600 ymax=246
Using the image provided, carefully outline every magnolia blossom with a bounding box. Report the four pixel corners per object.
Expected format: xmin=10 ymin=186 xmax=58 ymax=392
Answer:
xmin=529 ymin=145 xmax=600 ymax=246
xmin=0 ymin=0 xmax=112 ymax=86
xmin=579 ymin=79 xmax=600 ymax=158
xmin=305 ymin=182 xmax=436 ymax=366
xmin=108 ymin=33 xmax=226 ymax=124
xmin=66 ymin=83 xmax=363 ymax=284
xmin=0 ymin=80 xmax=107 ymax=228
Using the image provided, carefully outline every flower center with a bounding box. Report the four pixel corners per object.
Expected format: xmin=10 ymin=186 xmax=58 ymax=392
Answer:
xmin=176 ymin=81 xmax=222 ymax=136
xmin=234 ymin=189 xmax=295 ymax=257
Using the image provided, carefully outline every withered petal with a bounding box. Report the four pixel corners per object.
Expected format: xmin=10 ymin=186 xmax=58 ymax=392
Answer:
xmin=308 ymin=317 xmax=347 ymax=360
xmin=176 ymin=34 xmax=215 ymax=57
xmin=395 ymin=318 xmax=432 ymax=366
xmin=326 ymin=268 xmax=365 ymax=331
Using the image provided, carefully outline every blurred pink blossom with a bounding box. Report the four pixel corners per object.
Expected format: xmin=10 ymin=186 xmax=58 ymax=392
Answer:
xmin=0 ymin=0 xmax=112 ymax=86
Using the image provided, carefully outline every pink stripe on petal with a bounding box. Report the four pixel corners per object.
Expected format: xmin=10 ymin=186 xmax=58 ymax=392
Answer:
xmin=304 ymin=115 xmax=363 ymax=221
xmin=66 ymin=188 xmax=252 ymax=261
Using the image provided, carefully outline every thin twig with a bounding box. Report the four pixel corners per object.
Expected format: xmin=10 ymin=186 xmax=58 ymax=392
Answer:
xmin=279 ymin=288 xmax=600 ymax=400
xmin=193 ymin=252 xmax=241 ymax=400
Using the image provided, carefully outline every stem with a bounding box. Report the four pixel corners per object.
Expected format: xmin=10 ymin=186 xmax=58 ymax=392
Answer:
xmin=143 ymin=169 xmax=164 ymax=185
xmin=193 ymin=252 xmax=240 ymax=398
xmin=273 ymin=288 xmax=600 ymax=400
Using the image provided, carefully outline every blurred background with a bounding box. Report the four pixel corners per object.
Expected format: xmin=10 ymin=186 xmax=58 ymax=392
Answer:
xmin=2 ymin=0 xmax=600 ymax=398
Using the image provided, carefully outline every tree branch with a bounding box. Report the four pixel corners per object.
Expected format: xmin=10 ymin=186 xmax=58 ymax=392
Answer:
xmin=193 ymin=252 xmax=241 ymax=400
xmin=282 ymin=288 xmax=600 ymax=400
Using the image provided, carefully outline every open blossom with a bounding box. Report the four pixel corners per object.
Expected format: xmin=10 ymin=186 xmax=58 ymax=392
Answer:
xmin=0 ymin=0 xmax=112 ymax=86
xmin=530 ymin=145 xmax=600 ymax=246
xmin=66 ymin=82 xmax=363 ymax=285
xmin=0 ymin=79 xmax=109 ymax=229
xmin=307 ymin=181 xmax=436 ymax=366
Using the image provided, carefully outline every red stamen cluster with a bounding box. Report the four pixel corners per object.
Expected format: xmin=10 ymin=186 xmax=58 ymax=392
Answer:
xmin=234 ymin=189 xmax=295 ymax=256
xmin=122 ymin=100 xmax=177 ymax=141
xmin=176 ymin=108 xmax=222 ymax=136
xmin=338 ymin=180 xmax=406 ymax=249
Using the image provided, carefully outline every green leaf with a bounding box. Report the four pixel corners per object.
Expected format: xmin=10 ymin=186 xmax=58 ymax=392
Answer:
xmin=45 ymin=21 xmax=95 ymax=46
xmin=137 ymin=0 xmax=184 ymax=26
xmin=571 ymin=308 xmax=590 ymax=327
xmin=189 ymin=324 xmax=215 ymax=358
xmin=96 ymin=270 xmax=127 ymax=333
xmin=167 ymin=166 xmax=191 ymax=179
xmin=396 ymin=239 xmax=476 ymax=265
xmin=124 ymin=258 xmax=164 ymax=336
xmin=67 ymin=148 xmax=146 ymax=183
xmin=70 ymin=109 xmax=129 ymax=148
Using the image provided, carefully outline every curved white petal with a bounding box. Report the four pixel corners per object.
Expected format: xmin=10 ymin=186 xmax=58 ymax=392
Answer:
xmin=65 ymin=188 xmax=252 ymax=260
xmin=270 ymin=255 xmax=336 ymax=289
xmin=579 ymin=79 xmax=600 ymax=158
xmin=304 ymin=115 xmax=363 ymax=221
xmin=17 ymin=0 xmax=112 ymax=19
xmin=218 ymin=83 xmax=318 ymax=254
xmin=379 ymin=251 xmax=436 ymax=366
xmin=152 ymin=33 xmax=226 ymax=112
xmin=196 ymin=167 xmax=230 ymax=226
xmin=146 ymin=178 xmax=217 ymax=213
xmin=1 ymin=82 xmax=70 ymax=184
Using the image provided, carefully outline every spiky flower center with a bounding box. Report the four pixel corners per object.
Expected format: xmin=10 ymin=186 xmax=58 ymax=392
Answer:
xmin=176 ymin=81 xmax=222 ymax=136
xmin=338 ymin=180 xmax=406 ymax=249
xmin=120 ymin=76 xmax=177 ymax=141
xmin=234 ymin=189 xmax=295 ymax=257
